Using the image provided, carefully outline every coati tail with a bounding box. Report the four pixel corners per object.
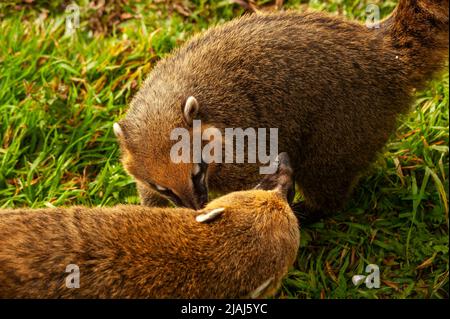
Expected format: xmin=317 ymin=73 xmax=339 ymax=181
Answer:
xmin=382 ymin=0 xmax=449 ymax=89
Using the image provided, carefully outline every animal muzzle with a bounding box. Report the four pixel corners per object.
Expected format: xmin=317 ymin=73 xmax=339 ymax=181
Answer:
xmin=178 ymin=190 xmax=208 ymax=210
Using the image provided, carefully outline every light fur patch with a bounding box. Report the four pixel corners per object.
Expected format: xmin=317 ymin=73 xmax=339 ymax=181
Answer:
xmin=250 ymin=277 xmax=274 ymax=299
xmin=184 ymin=96 xmax=199 ymax=123
xmin=113 ymin=122 xmax=123 ymax=138
xmin=196 ymin=207 xmax=225 ymax=223
xmin=192 ymin=164 xmax=201 ymax=175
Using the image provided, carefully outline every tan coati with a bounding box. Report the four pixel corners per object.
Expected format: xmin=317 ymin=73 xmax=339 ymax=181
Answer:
xmin=114 ymin=0 xmax=449 ymax=222
xmin=0 ymin=154 xmax=299 ymax=299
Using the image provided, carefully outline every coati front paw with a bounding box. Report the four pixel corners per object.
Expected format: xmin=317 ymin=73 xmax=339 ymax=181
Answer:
xmin=254 ymin=152 xmax=295 ymax=204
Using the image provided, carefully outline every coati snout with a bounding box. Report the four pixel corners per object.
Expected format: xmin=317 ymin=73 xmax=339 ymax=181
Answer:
xmin=117 ymin=0 xmax=449 ymax=221
xmin=0 ymin=156 xmax=299 ymax=298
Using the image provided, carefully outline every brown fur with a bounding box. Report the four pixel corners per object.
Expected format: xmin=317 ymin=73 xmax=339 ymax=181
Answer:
xmin=117 ymin=0 xmax=449 ymax=221
xmin=0 ymin=186 xmax=298 ymax=298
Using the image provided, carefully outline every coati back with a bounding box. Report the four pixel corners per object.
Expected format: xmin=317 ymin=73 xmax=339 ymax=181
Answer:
xmin=115 ymin=0 xmax=449 ymax=221
xmin=0 ymin=154 xmax=299 ymax=298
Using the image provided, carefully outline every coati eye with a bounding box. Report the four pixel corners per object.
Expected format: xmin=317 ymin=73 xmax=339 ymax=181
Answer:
xmin=146 ymin=181 xmax=169 ymax=193
xmin=155 ymin=184 xmax=167 ymax=191
xmin=159 ymin=189 xmax=183 ymax=207
xmin=148 ymin=182 xmax=183 ymax=206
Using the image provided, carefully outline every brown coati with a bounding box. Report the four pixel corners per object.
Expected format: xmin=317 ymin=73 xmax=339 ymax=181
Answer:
xmin=114 ymin=0 xmax=449 ymax=222
xmin=0 ymin=154 xmax=299 ymax=299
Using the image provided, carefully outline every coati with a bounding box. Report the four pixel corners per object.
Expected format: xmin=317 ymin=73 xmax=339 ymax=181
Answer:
xmin=0 ymin=154 xmax=299 ymax=298
xmin=114 ymin=0 xmax=449 ymax=222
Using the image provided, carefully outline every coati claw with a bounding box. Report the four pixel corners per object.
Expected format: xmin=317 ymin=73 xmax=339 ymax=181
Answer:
xmin=250 ymin=277 xmax=274 ymax=299
xmin=195 ymin=207 xmax=225 ymax=223
xmin=254 ymin=152 xmax=295 ymax=204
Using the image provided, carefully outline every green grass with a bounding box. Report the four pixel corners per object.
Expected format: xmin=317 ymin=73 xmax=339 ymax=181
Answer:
xmin=0 ymin=0 xmax=448 ymax=299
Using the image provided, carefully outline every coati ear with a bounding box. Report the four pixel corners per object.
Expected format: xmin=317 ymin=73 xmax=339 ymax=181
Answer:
xmin=196 ymin=207 xmax=225 ymax=223
xmin=113 ymin=122 xmax=124 ymax=138
xmin=113 ymin=120 xmax=129 ymax=143
xmin=182 ymin=96 xmax=199 ymax=125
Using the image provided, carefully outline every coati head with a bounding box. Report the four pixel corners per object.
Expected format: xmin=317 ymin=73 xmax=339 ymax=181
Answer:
xmin=0 ymin=153 xmax=298 ymax=299
xmin=114 ymin=94 xmax=212 ymax=209
xmin=194 ymin=152 xmax=298 ymax=299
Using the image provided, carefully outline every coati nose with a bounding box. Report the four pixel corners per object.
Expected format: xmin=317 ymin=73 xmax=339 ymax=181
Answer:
xmin=183 ymin=192 xmax=208 ymax=210
xmin=179 ymin=195 xmax=201 ymax=210
xmin=178 ymin=185 xmax=208 ymax=209
xmin=185 ymin=194 xmax=208 ymax=210
xmin=197 ymin=192 xmax=208 ymax=208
